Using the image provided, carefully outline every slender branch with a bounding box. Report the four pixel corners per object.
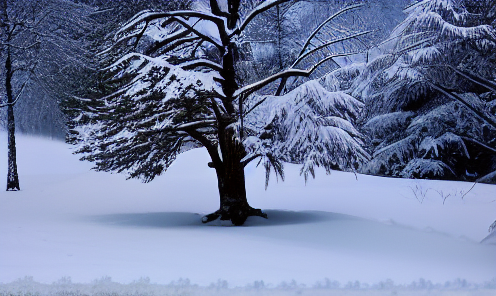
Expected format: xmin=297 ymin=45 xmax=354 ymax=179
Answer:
xmin=233 ymin=0 xmax=293 ymax=36
xmin=447 ymin=65 xmax=496 ymax=93
xmin=460 ymin=136 xmax=496 ymax=153
xmin=144 ymin=28 xmax=190 ymax=55
xmin=243 ymin=97 xmax=267 ymax=118
xmin=397 ymin=37 xmax=435 ymax=55
xmin=0 ymin=76 xmax=30 ymax=108
xmin=292 ymin=31 xmax=371 ymax=68
xmin=298 ymin=3 xmax=364 ymax=57
xmin=235 ymin=69 xmax=310 ymax=98
xmin=118 ymin=11 xmax=225 ymax=34
xmin=102 ymin=21 xmax=153 ymax=55
xmin=460 ymin=181 xmax=477 ymax=199
xmin=175 ymin=119 xmax=217 ymax=130
xmin=170 ymin=15 xmax=223 ymax=50
xmin=428 ymin=82 xmax=496 ymax=128
xmin=152 ymin=36 xmax=201 ymax=57
xmin=235 ymin=52 xmax=361 ymax=98
xmin=180 ymin=59 xmax=223 ymax=72
xmin=32 ymin=8 xmax=52 ymax=28
xmin=116 ymin=10 xmax=227 ymax=45
xmin=102 ymin=52 xmax=154 ymax=71
xmin=133 ymin=20 xmax=150 ymax=50
xmin=88 ymin=7 xmax=114 ymax=16
xmin=242 ymin=153 xmax=262 ymax=167
xmin=190 ymin=39 xmax=204 ymax=58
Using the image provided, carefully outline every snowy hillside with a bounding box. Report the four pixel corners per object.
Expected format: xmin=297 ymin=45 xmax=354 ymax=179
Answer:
xmin=0 ymin=134 xmax=495 ymax=295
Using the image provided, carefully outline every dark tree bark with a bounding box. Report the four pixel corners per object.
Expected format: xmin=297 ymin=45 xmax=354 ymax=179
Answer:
xmin=2 ymin=0 xmax=20 ymax=191
xmin=6 ymin=105 xmax=19 ymax=191
xmin=203 ymin=126 xmax=267 ymax=225
xmin=201 ymin=0 xmax=266 ymax=225
xmin=5 ymin=44 xmax=20 ymax=191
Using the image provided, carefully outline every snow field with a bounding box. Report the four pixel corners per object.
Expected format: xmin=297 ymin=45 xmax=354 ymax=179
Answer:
xmin=0 ymin=134 xmax=495 ymax=292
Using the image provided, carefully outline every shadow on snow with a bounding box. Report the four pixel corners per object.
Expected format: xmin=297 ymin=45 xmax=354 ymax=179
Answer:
xmin=87 ymin=210 xmax=359 ymax=228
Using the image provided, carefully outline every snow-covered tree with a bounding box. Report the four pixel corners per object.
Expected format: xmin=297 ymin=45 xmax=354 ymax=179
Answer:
xmin=73 ymin=0 xmax=369 ymax=225
xmin=352 ymin=0 xmax=496 ymax=181
xmin=1 ymin=0 xmax=96 ymax=190
xmin=62 ymin=0 xmax=192 ymax=143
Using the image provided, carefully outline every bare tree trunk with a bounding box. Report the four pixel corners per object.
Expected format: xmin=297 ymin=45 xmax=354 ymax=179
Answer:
xmin=6 ymin=104 xmax=19 ymax=191
xmin=201 ymin=0 xmax=266 ymax=225
xmin=203 ymin=127 xmax=266 ymax=225
xmin=202 ymin=110 xmax=266 ymax=225
xmin=5 ymin=50 xmax=20 ymax=191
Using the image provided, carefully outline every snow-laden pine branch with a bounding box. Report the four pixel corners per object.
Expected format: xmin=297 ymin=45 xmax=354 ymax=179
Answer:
xmin=235 ymin=52 xmax=362 ymax=98
xmin=244 ymin=80 xmax=369 ymax=183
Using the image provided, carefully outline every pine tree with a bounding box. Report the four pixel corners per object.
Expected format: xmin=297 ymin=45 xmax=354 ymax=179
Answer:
xmin=73 ymin=0 xmax=369 ymax=225
xmin=352 ymin=0 xmax=496 ymax=181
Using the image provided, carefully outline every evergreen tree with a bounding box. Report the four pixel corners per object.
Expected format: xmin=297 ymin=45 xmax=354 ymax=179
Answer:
xmin=72 ymin=0 xmax=368 ymax=225
xmin=351 ymin=0 xmax=496 ymax=181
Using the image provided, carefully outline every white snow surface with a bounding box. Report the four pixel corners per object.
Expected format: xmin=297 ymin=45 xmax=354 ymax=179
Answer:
xmin=0 ymin=133 xmax=495 ymax=287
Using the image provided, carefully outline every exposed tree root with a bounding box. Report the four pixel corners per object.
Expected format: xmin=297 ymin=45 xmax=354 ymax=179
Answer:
xmin=202 ymin=206 xmax=268 ymax=226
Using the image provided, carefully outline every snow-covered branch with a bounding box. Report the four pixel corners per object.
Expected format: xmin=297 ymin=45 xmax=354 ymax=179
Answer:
xmin=169 ymin=16 xmax=223 ymax=49
xmin=298 ymin=3 xmax=364 ymax=57
xmin=175 ymin=119 xmax=217 ymax=130
xmin=102 ymin=22 xmax=152 ymax=55
xmin=104 ymin=52 xmax=223 ymax=75
xmin=233 ymin=0 xmax=292 ymax=36
xmin=179 ymin=59 xmax=223 ymax=72
xmin=0 ymin=68 xmax=33 ymax=108
xmin=292 ymin=31 xmax=371 ymax=67
xmin=447 ymin=65 xmax=496 ymax=93
xmin=428 ymin=82 xmax=496 ymax=128
xmin=144 ymin=29 xmax=191 ymax=55
xmin=235 ymin=52 xmax=361 ymax=98
xmin=117 ymin=10 xmax=226 ymax=37
xmin=114 ymin=10 xmax=228 ymax=49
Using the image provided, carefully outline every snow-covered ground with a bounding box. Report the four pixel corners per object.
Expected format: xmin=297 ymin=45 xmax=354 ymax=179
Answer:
xmin=0 ymin=134 xmax=495 ymax=294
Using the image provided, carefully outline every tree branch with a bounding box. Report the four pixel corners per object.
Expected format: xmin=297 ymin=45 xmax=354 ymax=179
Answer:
xmin=101 ymin=21 xmax=152 ymax=55
xmin=0 ymin=75 xmax=30 ymax=108
xmin=298 ymin=3 xmax=364 ymax=57
xmin=428 ymin=82 xmax=496 ymax=129
xmin=185 ymin=128 xmax=222 ymax=167
xmin=150 ymin=36 xmax=201 ymax=57
xmin=179 ymin=59 xmax=223 ymax=72
xmin=210 ymin=0 xmax=230 ymax=18
xmin=170 ymin=15 xmax=223 ymax=50
xmin=447 ymin=65 xmax=496 ymax=93
xmin=1 ymin=39 xmax=40 ymax=50
xmin=243 ymin=97 xmax=267 ymax=118
xmin=242 ymin=153 xmax=261 ymax=167
xmin=175 ymin=119 xmax=217 ymax=130
xmin=292 ymin=31 xmax=371 ymax=67
xmin=233 ymin=0 xmax=293 ymax=36
xmin=460 ymin=136 xmax=496 ymax=153
xmin=116 ymin=10 xmax=227 ymax=46
xmin=235 ymin=52 xmax=361 ymax=98
xmin=144 ymin=28 xmax=190 ymax=55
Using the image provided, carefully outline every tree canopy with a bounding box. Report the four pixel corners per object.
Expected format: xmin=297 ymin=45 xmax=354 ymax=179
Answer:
xmin=72 ymin=0 xmax=370 ymax=225
xmin=350 ymin=0 xmax=496 ymax=181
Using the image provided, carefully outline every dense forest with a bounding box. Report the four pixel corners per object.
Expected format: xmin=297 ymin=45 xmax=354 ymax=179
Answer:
xmin=1 ymin=0 xmax=495 ymax=191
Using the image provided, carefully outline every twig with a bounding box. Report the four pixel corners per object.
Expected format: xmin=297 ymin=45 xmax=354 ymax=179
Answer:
xmin=460 ymin=182 xmax=477 ymax=199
